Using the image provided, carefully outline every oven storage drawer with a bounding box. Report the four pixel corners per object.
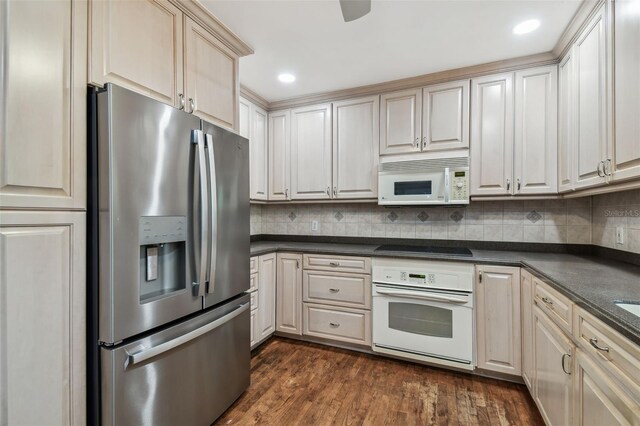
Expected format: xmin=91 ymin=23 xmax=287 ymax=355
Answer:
xmin=303 ymin=270 xmax=371 ymax=309
xmin=303 ymin=303 xmax=371 ymax=346
xmin=100 ymin=296 xmax=250 ymax=426
xmin=303 ymin=254 xmax=371 ymax=274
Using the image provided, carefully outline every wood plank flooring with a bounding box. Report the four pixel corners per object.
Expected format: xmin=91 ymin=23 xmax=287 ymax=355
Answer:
xmin=216 ymin=337 xmax=543 ymax=425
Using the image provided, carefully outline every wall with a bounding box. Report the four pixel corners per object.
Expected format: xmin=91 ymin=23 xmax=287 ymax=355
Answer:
xmin=251 ymin=198 xmax=592 ymax=244
xmin=592 ymin=188 xmax=640 ymax=254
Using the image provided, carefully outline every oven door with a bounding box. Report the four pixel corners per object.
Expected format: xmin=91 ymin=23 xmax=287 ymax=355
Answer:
xmin=372 ymin=284 xmax=474 ymax=367
xmin=378 ymin=171 xmax=446 ymax=205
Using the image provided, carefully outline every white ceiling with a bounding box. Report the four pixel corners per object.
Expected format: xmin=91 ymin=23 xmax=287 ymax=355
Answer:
xmin=203 ymin=0 xmax=583 ymax=102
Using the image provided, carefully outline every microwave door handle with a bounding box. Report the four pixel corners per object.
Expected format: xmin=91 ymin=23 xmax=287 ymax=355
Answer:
xmin=192 ymin=130 xmax=208 ymax=297
xmin=375 ymin=288 xmax=468 ymax=304
xmin=126 ymin=302 xmax=249 ymax=366
xmin=444 ymin=167 xmax=450 ymax=203
xmin=205 ymin=133 xmax=217 ymax=295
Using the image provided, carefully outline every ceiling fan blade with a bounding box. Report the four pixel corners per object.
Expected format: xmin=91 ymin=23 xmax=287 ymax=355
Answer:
xmin=339 ymin=0 xmax=371 ymax=22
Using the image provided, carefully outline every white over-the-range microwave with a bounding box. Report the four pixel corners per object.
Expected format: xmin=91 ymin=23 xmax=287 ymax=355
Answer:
xmin=378 ymin=157 xmax=470 ymax=205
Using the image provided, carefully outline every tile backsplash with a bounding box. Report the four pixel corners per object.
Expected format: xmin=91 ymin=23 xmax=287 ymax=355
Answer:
xmin=592 ymin=188 xmax=640 ymax=254
xmin=251 ymin=198 xmax=592 ymax=244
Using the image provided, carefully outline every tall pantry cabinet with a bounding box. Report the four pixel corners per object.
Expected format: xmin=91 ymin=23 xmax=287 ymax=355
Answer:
xmin=0 ymin=0 xmax=87 ymax=424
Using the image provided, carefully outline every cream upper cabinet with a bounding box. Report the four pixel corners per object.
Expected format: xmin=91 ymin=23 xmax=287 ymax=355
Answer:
xmin=470 ymin=73 xmax=514 ymax=196
xmin=513 ymin=65 xmax=558 ymax=195
xmin=332 ymin=96 xmax=379 ymax=199
xmin=268 ymin=110 xmax=291 ymax=200
xmin=0 ymin=211 xmax=86 ymax=425
xmin=573 ymin=3 xmax=610 ymax=189
xmin=475 ymin=266 xmax=521 ymax=376
xmin=612 ymin=0 xmax=640 ymax=182
xmin=290 ymin=104 xmax=332 ymax=200
xmin=380 ymin=89 xmax=422 ymax=155
xmin=245 ymin=101 xmax=268 ymax=201
xmin=1 ymin=0 xmax=86 ymax=209
xmin=184 ymin=17 xmax=238 ymax=129
xmin=258 ymin=253 xmax=276 ymax=340
xmin=558 ymin=51 xmax=576 ymax=193
xmin=521 ymin=269 xmax=534 ymax=391
xmin=89 ymin=0 xmax=184 ymax=108
xmin=276 ymin=253 xmax=303 ymax=335
xmin=422 ymin=80 xmax=470 ymax=152
xmin=239 ymin=97 xmax=251 ymax=138
xmin=533 ymin=306 xmax=573 ymax=426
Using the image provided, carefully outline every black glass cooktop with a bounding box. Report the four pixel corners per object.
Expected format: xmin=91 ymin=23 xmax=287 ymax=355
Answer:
xmin=375 ymin=245 xmax=473 ymax=257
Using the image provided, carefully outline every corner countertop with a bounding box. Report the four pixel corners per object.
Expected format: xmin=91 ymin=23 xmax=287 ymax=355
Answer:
xmin=250 ymin=241 xmax=640 ymax=346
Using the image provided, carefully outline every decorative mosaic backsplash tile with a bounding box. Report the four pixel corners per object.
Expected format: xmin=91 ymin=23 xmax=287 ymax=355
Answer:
xmin=592 ymin=188 xmax=640 ymax=254
xmin=252 ymin=198 xmax=593 ymax=245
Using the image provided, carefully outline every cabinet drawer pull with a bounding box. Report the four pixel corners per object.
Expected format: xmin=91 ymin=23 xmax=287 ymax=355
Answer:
xmin=541 ymin=297 xmax=553 ymax=305
xmin=506 ymin=179 xmax=511 ymax=190
xmin=329 ymin=262 xmax=340 ymax=267
xmin=329 ymin=322 xmax=340 ymax=327
xmin=589 ymin=337 xmax=610 ymax=353
xmin=561 ymin=353 xmax=571 ymax=375
xmin=415 ymin=137 xmax=419 ymax=148
xmin=329 ymin=288 xmax=340 ymax=293
xmin=178 ymin=93 xmax=185 ymax=110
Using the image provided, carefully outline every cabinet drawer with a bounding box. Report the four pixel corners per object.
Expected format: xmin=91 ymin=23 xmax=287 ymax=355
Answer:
xmin=575 ymin=307 xmax=640 ymax=391
xmin=303 ymin=304 xmax=371 ymax=346
xmin=250 ymin=257 xmax=258 ymax=275
xmin=250 ymin=290 xmax=258 ymax=311
xmin=533 ymin=277 xmax=573 ymax=334
xmin=249 ymin=272 xmax=258 ymax=292
xmin=303 ymin=271 xmax=371 ymax=309
xmin=303 ymin=254 xmax=371 ymax=274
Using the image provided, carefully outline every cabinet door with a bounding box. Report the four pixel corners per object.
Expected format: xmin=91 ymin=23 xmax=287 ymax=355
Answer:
xmin=574 ymin=349 xmax=640 ymax=425
xmin=258 ymin=253 xmax=276 ymax=340
xmin=613 ymin=0 xmax=640 ymax=182
xmin=1 ymin=0 xmax=86 ymax=209
xmin=574 ymin=4 xmax=609 ymax=189
xmin=0 ymin=211 xmax=86 ymax=425
xmin=514 ymin=65 xmax=558 ymax=195
xmin=184 ymin=17 xmax=238 ymax=130
xmin=332 ymin=96 xmax=379 ymax=199
xmin=268 ymin=110 xmax=291 ymax=200
xmin=89 ymin=0 xmax=184 ymax=107
xmin=380 ymin=89 xmax=422 ymax=155
xmin=422 ymin=80 xmax=470 ymax=151
xmin=521 ymin=270 xmax=534 ymax=391
xmin=558 ymin=51 xmax=576 ymax=193
xmin=470 ymin=73 xmax=515 ymax=196
xmin=238 ymin=97 xmax=251 ymax=138
xmin=250 ymin=308 xmax=257 ymax=347
xmin=290 ymin=104 xmax=332 ymax=200
xmin=476 ymin=265 xmax=521 ymax=375
xmin=533 ymin=307 xmax=573 ymax=426
xmin=250 ymin=104 xmax=269 ymax=200
xmin=276 ymin=253 xmax=303 ymax=335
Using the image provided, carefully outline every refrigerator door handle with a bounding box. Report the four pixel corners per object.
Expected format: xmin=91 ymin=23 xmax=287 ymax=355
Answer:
xmin=205 ymin=133 xmax=218 ymax=295
xmin=126 ymin=302 xmax=249 ymax=366
xmin=192 ymin=130 xmax=209 ymax=297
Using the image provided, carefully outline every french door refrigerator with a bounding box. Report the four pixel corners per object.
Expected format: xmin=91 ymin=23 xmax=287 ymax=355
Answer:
xmin=87 ymin=84 xmax=250 ymax=425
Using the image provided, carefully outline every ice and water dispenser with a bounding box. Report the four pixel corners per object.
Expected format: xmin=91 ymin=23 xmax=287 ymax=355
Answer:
xmin=139 ymin=216 xmax=187 ymax=303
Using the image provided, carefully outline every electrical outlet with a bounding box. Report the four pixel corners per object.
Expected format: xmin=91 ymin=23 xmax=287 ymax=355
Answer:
xmin=616 ymin=226 xmax=625 ymax=245
xmin=311 ymin=221 xmax=319 ymax=232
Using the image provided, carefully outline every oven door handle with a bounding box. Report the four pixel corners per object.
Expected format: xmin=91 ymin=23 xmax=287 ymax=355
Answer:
xmin=374 ymin=288 xmax=469 ymax=304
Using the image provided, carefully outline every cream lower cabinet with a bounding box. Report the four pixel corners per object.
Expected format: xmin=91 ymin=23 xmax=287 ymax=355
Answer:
xmin=89 ymin=0 xmax=247 ymax=130
xmin=240 ymin=97 xmax=269 ymax=201
xmin=533 ymin=305 xmax=574 ymax=426
xmin=1 ymin=0 xmax=86 ymax=209
xmin=521 ymin=270 xmax=535 ymax=391
xmin=475 ymin=265 xmax=521 ymax=376
xmin=0 ymin=211 xmax=86 ymax=425
xmin=276 ymin=253 xmax=303 ymax=335
xmin=249 ymin=253 xmax=276 ymax=348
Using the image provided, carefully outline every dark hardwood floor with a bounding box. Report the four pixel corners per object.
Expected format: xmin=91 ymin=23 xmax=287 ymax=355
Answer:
xmin=216 ymin=337 xmax=543 ymax=425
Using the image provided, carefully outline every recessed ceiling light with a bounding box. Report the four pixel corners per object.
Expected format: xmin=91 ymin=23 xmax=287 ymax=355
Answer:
xmin=513 ymin=19 xmax=540 ymax=35
xmin=278 ymin=73 xmax=296 ymax=83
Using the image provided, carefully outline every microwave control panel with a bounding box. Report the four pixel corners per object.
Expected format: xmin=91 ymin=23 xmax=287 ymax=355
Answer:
xmin=450 ymin=170 xmax=469 ymax=202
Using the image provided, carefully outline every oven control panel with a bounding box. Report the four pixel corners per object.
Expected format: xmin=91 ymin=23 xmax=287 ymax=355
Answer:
xmin=373 ymin=258 xmax=474 ymax=292
xmin=449 ymin=169 xmax=469 ymax=203
xmin=399 ymin=272 xmax=436 ymax=285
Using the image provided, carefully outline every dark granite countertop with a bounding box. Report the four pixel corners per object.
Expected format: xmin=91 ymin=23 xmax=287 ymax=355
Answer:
xmin=251 ymin=240 xmax=640 ymax=345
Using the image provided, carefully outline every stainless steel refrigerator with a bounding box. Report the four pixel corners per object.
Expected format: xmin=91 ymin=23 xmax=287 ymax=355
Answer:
xmin=87 ymin=84 xmax=250 ymax=425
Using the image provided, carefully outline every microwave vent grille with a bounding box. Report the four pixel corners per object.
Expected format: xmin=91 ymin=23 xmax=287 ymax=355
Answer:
xmin=379 ymin=157 xmax=470 ymax=173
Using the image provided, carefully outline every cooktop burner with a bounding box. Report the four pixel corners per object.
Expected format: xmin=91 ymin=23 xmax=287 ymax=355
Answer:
xmin=375 ymin=245 xmax=473 ymax=257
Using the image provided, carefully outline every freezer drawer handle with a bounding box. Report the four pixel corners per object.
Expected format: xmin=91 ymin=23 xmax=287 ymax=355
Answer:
xmin=374 ymin=288 xmax=468 ymax=304
xmin=126 ymin=302 xmax=249 ymax=366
